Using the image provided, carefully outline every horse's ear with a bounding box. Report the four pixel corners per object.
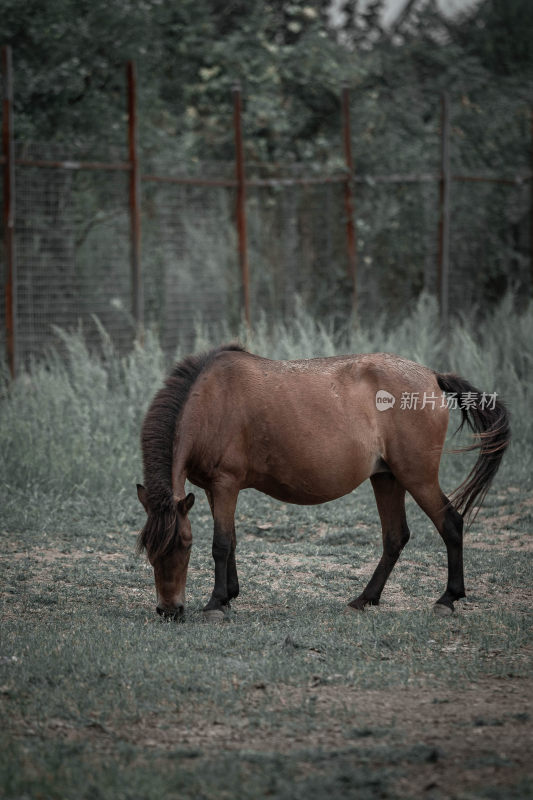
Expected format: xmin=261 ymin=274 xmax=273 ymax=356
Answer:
xmin=178 ymin=492 xmax=195 ymax=515
xmin=137 ymin=484 xmax=149 ymax=512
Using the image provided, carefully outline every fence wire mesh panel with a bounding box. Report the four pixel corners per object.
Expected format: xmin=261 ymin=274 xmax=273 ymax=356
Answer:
xmin=448 ymin=99 xmax=531 ymax=312
xmin=449 ymin=179 xmax=530 ymax=312
xmin=246 ymin=171 xmax=351 ymax=327
xmin=141 ymin=173 xmax=236 ymax=355
xmin=7 ymin=143 xmax=132 ymax=363
xmin=349 ymin=86 xmax=441 ymax=176
xmin=355 ymin=179 xmax=441 ymax=320
xmin=353 ymin=92 xmax=530 ymax=322
xmin=348 ymin=88 xmax=441 ymax=322
xmin=1 ymin=91 xmax=531 ymax=369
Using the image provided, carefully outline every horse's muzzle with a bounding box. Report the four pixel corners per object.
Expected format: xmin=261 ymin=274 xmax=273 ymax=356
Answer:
xmin=156 ymin=603 xmax=184 ymax=620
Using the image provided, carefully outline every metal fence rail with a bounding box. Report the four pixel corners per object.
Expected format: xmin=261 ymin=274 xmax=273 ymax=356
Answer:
xmin=1 ymin=45 xmax=532 ymax=375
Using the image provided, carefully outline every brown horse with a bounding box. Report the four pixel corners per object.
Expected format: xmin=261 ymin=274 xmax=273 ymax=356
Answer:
xmin=136 ymin=344 xmax=510 ymax=621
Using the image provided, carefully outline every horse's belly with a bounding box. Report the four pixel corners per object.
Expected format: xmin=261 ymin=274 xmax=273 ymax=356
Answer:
xmin=247 ymin=439 xmax=376 ymax=505
xmin=247 ymin=477 xmax=359 ymax=505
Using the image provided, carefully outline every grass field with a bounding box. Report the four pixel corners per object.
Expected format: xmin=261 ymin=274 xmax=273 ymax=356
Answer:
xmin=1 ymin=296 xmax=532 ymax=799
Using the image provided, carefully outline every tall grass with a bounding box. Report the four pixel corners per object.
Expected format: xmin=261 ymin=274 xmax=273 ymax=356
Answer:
xmin=0 ymin=294 xmax=531 ymax=535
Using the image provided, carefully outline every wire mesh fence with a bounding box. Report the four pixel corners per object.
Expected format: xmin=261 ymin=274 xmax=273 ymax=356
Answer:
xmin=1 ymin=62 xmax=531 ymax=371
xmin=246 ymin=172 xmax=352 ymax=325
xmin=10 ymin=143 xmax=132 ymax=358
xmin=141 ymin=177 xmax=235 ymax=353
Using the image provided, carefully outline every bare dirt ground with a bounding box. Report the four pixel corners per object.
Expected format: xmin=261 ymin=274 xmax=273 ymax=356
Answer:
xmin=126 ymin=677 xmax=533 ymax=796
xmin=19 ymin=673 xmax=532 ymax=798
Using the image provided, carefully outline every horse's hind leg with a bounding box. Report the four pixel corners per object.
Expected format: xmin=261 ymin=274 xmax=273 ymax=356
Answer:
xmin=347 ymin=473 xmax=410 ymax=612
xmin=407 ymin=482 xmax=465 ymax=615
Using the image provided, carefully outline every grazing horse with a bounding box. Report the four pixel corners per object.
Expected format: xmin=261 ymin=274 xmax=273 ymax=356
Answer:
xmin=136 ymin=344 xmax=510 ymax=621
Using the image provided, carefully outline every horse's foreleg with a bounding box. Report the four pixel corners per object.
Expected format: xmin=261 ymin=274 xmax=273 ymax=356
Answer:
xmin=203 ymin=485 xmax=239 ymax=621
xmin=205 ymin=488 xmax=239 ymax=605
xmin=347 ymin=473 xmax=410 ymax=612
xmin=226 ymin=526 xmax=239 ymax=602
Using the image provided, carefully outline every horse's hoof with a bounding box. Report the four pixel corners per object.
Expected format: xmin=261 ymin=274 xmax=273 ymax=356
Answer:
xmin=433 ymin=602 xmax=453 ymax=616
xmin=203 ymin=609 xmax=226 ymax=623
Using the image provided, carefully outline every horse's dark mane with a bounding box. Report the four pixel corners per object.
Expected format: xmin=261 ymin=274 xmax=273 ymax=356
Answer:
xmin=137 ymin=343 xmax=245 ymax=558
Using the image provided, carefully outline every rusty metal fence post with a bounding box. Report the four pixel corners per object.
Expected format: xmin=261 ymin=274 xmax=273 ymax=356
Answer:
xmin=127 ymin=61 xmax=143 ymax=334
xmin=342 ymin=86 xmax=357 ymax=314
xmin=232 ymin=85 xmax=251 ymax=327
xmin=438 ymin=92 xmax=451 ymax=328
xmin=2 ymin=45 xmax=16 ymax=377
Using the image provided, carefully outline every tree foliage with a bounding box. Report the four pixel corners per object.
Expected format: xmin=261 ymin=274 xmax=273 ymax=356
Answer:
xmin=1 ymin=0 xmax=530 ymax=159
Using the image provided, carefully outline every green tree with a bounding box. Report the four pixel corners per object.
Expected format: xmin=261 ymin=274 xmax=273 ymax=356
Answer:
xmin=0 ymin=0 xmax=163 ymax=145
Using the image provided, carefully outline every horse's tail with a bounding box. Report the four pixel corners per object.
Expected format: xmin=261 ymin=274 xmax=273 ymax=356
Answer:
xmin=436 ymin=372 xmax=511 ymax=521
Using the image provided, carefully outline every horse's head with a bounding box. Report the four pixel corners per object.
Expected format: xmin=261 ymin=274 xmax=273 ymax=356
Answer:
xmin=136 ymin=484 xmax=195 ymax=619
